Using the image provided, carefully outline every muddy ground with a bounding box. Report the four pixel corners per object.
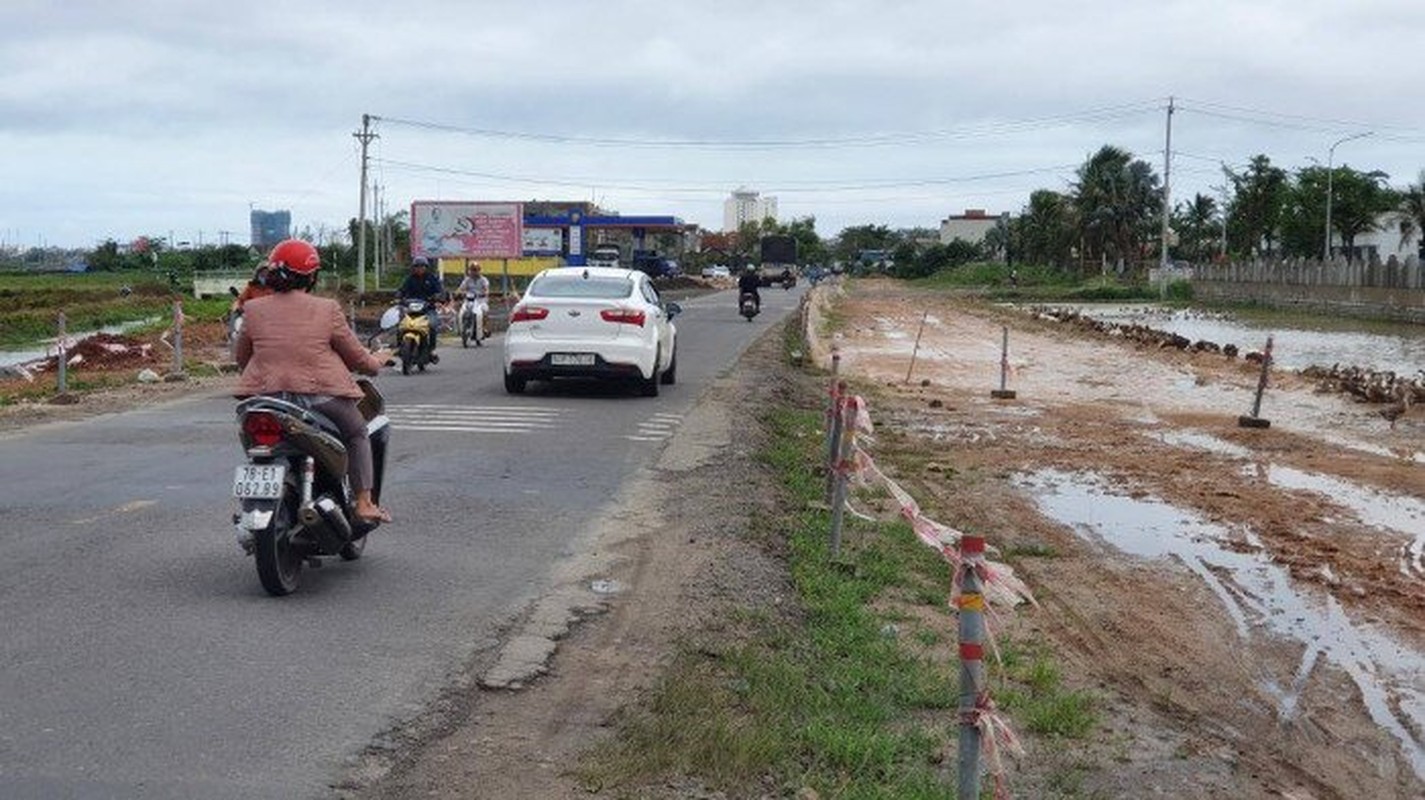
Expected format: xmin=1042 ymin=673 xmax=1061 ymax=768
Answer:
xmin=355 ymin=280 xmax=1423 ymax=799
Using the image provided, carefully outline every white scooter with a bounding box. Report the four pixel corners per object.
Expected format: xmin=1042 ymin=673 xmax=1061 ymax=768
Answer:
xmin=457 ymin=292 xmax=488 ymax=348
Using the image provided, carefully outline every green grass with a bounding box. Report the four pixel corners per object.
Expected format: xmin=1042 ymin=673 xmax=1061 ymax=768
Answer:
xmin=577 ymin=342 xmax=1101 ymax=797
xmin=0 ymin=270 xmax=238 ymax=347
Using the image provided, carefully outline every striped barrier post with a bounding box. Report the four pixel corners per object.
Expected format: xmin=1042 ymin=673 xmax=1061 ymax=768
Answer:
xmin=823 ymin=351 xmax=842 ymax=504
xmin=828 ymin=392 xmax=856 ymax=558
xmin=957 ymin=534 xmax=987 ymax=799
xmin=172 ymin=299 xmax=184 ymax=376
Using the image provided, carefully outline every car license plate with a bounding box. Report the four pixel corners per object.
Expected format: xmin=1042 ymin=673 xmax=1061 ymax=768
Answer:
xmin=233 ymin=464 xmax=286 ymax=499
xmin=550 ymin=353 xmax=595 ymax=366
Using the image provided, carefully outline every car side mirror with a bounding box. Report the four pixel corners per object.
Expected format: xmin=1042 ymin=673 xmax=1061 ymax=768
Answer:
xmin=665 ymin=302 xmax=682 ymax=319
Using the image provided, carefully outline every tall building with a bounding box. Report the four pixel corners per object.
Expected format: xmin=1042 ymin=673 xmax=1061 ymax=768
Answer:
xmin=723 ymin=187 xmax=777 ymax=232
xmin=250 ymin=209 xmax=292 ymax=251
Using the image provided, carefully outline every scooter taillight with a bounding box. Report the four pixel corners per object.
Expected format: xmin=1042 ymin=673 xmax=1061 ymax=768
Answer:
xmin=242 ymin=411 xmax=285 ymax=447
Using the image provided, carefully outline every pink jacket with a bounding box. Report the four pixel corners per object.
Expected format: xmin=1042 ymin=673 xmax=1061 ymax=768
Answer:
xmin=235 ymin=292 xmax=383 ymax=399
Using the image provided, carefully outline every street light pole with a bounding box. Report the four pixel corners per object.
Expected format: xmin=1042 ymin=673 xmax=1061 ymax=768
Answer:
xmin=1323 ymin=131 xmax=1372 ymax=261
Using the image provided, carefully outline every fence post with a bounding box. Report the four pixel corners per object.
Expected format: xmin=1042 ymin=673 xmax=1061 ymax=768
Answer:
xmin=56 ymin=312 xmax=68 ymax=396
xmin=828 ymin=392 xmax=856 ymax=559
xmin=990 ymin=326 xmax=1016 ymax=399
xmin=957 ymin=534 xmax=987 ymax=799
xmin=823 ymin=351 xmax=842 ymax=504
xmin=172 ymin=298 xmax=184 ymax=376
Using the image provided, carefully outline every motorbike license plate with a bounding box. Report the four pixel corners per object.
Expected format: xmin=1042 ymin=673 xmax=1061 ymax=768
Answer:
xmin=550 ymin=353 xmax=595 ymax=366
xmin=233 ymin=464 xmax=286 ymax=499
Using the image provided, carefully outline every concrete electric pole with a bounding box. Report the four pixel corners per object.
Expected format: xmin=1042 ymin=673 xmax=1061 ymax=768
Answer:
xmin=1160 ymin=96 xmax=1174 ymax=270
xmin=354 ymin=114 xmax=377 ymax=295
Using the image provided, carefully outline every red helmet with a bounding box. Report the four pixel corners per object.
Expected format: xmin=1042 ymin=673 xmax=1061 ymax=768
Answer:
xmin=268 ymin=239 xmax=321 ymax=275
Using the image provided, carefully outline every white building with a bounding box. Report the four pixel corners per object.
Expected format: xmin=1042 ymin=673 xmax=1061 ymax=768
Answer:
xmin=938 ymin=209 xmax=1003 ymax=246
xmin=723 ymin=187 xmax=778 ymax=232
xmin=1343 ymin=213 xmax=1422 ymax=262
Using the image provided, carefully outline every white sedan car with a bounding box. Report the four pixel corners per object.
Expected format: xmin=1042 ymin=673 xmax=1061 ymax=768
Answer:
xmin=503 ymin=266 xmax=681 ymax=396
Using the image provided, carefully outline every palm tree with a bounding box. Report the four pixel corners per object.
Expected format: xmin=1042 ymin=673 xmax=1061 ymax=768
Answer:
xmin=1072 ymin=145 xmax=1161 ymax=273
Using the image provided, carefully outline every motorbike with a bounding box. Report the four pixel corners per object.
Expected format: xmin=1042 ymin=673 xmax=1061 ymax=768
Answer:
xmin=232 ymin=378 xmax=391 ymax=596
xmin=739 ymin=292 xmax=760 ymax=322
xmin=385 ymin=298 xmax=437 ymax=374
xmin=457 ymin=292 xmax=487 ymax=348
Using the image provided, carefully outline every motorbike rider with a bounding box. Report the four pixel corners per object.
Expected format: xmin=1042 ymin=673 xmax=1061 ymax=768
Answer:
xmin=737 ymin=263 xmax=762 ymax=312
xmin=396 ymin=256 xmax=447 ymax=357
xmin=231 ymin=264 xmax=274 ymax=313
xmin=455 ymin=260 xmax=491 ymax=337
xmin=234 ymin=239 xmax=392 ymax=524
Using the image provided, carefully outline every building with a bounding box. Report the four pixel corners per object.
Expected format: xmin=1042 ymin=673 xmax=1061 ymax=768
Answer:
xmin=938 ymin=209 xmax=1003 ymax=246
xmin=250 ymin=209 xmax=291 ymax=251
xmin=1338 ymin=213 xmax=1422 ymax=262
xmin=723 ymin=187 xmax=777 ymax=232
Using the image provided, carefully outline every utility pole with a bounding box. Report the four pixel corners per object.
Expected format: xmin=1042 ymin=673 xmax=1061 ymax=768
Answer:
xmin=354 ymin=114 xmax=377 ymax=295
xmin=1160 ymin=96 xmax=1174 ymax=270
xmin=1212 ymin=177 xmax=1229 ymax=258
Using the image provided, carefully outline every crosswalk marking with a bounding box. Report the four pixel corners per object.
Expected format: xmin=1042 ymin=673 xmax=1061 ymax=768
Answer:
xmin=626 ymin=412 xmax=683 ymax=442
xmin=386 ymin=404 xmax=562 ymax=435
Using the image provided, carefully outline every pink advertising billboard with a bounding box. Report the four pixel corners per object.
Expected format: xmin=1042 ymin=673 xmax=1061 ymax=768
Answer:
xmin=410 ymin=201 xmax=524 ymax=259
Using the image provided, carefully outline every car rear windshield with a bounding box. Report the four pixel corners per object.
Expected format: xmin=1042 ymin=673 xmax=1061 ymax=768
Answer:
xmin=528 ymin=274 xmax=633 ymax=299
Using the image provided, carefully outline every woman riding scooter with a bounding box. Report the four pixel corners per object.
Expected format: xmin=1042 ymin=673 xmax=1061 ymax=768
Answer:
xmin=234 ymin=239 xmax=392 ymax=524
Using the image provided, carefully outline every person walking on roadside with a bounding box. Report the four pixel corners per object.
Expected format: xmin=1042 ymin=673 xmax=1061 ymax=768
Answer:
xmin=235 ymin=239 xmax=392 ymax=524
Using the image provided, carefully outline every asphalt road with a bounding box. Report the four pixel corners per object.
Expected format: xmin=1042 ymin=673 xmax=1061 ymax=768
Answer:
xmin=0 ymin=284 xmax=805 ymax=799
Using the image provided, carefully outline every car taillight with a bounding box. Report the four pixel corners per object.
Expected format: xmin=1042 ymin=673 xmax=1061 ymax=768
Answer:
xmin=510 ymin=306 xmax=549 ymax=323
xmin=600 ymin=308 xmax=646 ymax=327
xmin=242 ymin=412 xmax=284 ymax=447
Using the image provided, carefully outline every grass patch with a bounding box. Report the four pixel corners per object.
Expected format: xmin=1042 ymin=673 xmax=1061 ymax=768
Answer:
xmin=579 ymin=354 xmax=1099 ymax=797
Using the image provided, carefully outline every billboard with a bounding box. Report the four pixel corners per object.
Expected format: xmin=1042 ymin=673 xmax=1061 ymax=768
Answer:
xmin=522 ymin=227 xmax=563 ymax=254
xmin=411 ymin=201 xmax=523 ymax=259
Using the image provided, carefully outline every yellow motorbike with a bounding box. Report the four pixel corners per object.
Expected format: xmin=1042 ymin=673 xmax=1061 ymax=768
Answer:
xmin=384 ymin=298 xmax=436 ymax=375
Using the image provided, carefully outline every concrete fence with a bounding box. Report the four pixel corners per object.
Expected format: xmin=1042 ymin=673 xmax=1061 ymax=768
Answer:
xmin=1191 ymin=255 xmax=1425 ymax=324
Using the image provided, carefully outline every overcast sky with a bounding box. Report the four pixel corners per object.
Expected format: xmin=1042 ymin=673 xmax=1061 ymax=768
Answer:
xmin=4 ymin=0 xmax=1424 ymax=250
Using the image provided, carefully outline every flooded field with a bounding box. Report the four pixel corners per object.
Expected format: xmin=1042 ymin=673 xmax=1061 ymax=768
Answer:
xmin=1043 ymin=303 xmax=1425 ymax=373
xmin=813 ymin=280 xmax=1425 ymax=797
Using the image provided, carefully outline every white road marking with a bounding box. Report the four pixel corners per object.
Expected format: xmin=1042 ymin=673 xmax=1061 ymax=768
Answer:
xmin=386 ymin=404 xmax=563 ymax=435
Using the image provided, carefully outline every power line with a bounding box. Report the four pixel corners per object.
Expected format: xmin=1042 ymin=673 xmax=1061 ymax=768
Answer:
xmin=372 ymin=157 xmax=1080 ymax=193
xmin=371 ymin=100 xmax=1164 ymax=151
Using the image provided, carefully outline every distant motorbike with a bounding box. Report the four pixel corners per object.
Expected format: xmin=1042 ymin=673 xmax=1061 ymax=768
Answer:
xmin=457 ymin=292 xmax=487 ymax=348
xmin=225 ymin=287 xmax=245 ymax=361
xmin=232 ymin=378 xmax=391 ymax=596
xmin=739 ymin=292 xmax=760 ymax=322
xmin=385 ymin=299 xmax=437 ymax=374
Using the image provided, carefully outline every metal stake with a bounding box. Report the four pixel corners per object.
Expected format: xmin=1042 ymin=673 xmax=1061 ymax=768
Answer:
xmin=990 ymin=326 xmax=1016 ymax=399
xmin=1238 ymin=335 xmax=1274 ymax=428
xmin=904 ymin=310 xmax=928 ymax=383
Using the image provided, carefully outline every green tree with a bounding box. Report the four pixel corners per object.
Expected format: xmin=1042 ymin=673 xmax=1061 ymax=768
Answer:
xmin=1326 ymin=167 xmax=1396 ymax=254
xmin=1017 ymin=189 xmax=1077 ymax=270
xmin=1279 ymin=166 xmax=1330 ymax=258
xmin=88 ymin=239 xmax=123 ymax=271
xmin=1071 ymin=145 xmax=1161 ymax=272
xmin=1171 ymin=193 xmax=1221 ymax=263
xmin=833 ymin=224 xmax=893 ymax=264
xmin=1396 ymin=171 xmax=1425 ymax=258
xmin=1225 ymin=155 xmax=1289 ymax=256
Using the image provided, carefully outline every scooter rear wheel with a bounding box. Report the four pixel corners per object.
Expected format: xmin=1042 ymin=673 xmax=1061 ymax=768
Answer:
xmin=253 ymin=484 xmax=302 ymax=596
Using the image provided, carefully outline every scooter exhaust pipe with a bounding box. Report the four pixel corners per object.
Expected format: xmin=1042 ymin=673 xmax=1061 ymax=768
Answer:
xmin=314 ymin=496 xmax=354 ymax=544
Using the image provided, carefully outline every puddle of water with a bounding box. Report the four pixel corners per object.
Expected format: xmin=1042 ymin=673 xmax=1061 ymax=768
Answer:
xmin=1014 ymin=468 xmax=1425 ymax=777
xmin=590 ymin=578 xmax=624 ymax=595
xmin=1046 ymin=303 xmax=1425 ymax=374
xmin=1150 ymin=429 xmax=1425 ymax=577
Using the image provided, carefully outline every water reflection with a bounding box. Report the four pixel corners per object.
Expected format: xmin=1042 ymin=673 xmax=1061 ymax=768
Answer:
xmin=1014 ymin=468 xmax=1425 ymax=778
